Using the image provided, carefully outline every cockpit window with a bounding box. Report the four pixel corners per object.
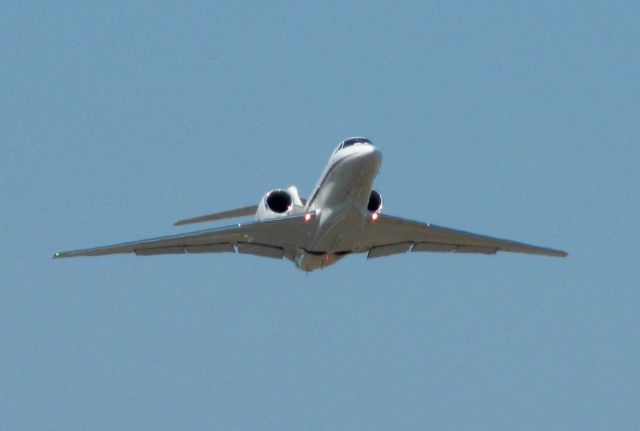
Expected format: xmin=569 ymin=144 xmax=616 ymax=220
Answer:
xmin=338 ymin=137 xmax=371 ymax=150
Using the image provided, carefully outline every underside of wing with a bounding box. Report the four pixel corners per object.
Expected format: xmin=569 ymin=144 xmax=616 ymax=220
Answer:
xmin=358 ymin=214 xmax=567 ymax=258
xmin=54 ymin=214 xmax=311 ymax=261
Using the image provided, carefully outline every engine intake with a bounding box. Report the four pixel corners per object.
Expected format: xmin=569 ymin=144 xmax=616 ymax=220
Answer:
xmin=367 ymin=190 xmax=382 ymax=212
xmin=265 ymin=189 xmax=293 ymax=213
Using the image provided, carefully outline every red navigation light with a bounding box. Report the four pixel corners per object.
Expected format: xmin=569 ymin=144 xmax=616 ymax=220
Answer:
xmin=371 ymin=212 xmax=379 ymax=221
xmin=304 ymin=212 xmax=313 ymax=222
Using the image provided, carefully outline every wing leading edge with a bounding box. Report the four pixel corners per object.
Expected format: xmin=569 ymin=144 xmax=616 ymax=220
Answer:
xmin=54 ymin=214 xmax=311 ymax=260
xmin=360 ymin=214 xmax=567 ymax=258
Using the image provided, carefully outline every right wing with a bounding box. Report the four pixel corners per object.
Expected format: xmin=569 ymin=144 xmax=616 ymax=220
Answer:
xmin=359 ymin=214 xmax=567 ymax=258
xmin=54 ymin=214 xmax=311 ymax=260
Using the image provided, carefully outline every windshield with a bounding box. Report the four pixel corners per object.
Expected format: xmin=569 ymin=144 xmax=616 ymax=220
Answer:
xmin=338 ymin=137 xmax=371 ymax=150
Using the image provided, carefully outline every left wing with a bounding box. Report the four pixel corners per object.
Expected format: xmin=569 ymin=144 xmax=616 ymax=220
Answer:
xmin=54 ymin=214 xmax=311 ymax=260
xmin=358 ymin=214 xmax=567 ymax=258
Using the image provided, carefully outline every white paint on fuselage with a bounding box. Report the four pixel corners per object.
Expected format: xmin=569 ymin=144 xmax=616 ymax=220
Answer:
xmin=295 ymin=142 xmax=382 ymax=271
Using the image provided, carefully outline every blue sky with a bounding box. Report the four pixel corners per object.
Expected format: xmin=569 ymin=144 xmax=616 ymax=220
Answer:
xmin=2 ymin=2 xmax=639 ymax=430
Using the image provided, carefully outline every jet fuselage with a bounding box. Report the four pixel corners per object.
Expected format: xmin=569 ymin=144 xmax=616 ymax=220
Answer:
xmin=295 ymin=141 xmax=381 ymax=271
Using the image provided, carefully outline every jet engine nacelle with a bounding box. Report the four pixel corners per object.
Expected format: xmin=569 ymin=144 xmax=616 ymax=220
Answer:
xmin=367 ymin=190 xmax=383 ymax=213
xmin=256 ymin=186 xmax=305 ymax=221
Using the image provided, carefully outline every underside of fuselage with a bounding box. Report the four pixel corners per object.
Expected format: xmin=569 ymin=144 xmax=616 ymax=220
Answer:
xmin=294 ymin=141 xmax=382 ymax=271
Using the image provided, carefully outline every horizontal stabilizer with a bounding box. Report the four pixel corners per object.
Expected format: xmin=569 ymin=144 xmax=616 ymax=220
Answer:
xmin=174 ymin=205 xmax=257 ymax=226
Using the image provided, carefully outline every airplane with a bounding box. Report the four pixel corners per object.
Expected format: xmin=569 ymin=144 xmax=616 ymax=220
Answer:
xmin=54 ymin=137 xmax=567 ymax=271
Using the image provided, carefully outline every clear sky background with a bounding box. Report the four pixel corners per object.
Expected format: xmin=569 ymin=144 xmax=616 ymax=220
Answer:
xmin=2 ymin=2 xmax=638 ymax=430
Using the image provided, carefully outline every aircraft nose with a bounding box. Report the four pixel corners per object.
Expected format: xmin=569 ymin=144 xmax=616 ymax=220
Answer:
xmin=361 ymin=144 xmax=382 ymax=164
xmin=340 ymin=142 xmax=382 ymax=168
xmin=370 ymin=146 xmax=382 ymax=162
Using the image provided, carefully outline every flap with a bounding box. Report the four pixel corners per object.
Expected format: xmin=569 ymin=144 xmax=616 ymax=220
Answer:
xmin=367 ymin=242 xmax=413 ymax=259
xmin=237 ymin=243 xmax=284 ymax=259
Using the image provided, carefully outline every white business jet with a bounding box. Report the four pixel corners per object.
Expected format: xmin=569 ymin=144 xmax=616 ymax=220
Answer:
xmin=54 ymin=137 xmax=567 ymax=271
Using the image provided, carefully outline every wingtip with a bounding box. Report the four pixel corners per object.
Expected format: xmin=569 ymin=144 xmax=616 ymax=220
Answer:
xmin=550 ymin=249 xmax=568 ymax=257
xmin=173 ymin=217 xmax=201 ymax=226
xmin=53 ymin=251 xmax=75 ymax=259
